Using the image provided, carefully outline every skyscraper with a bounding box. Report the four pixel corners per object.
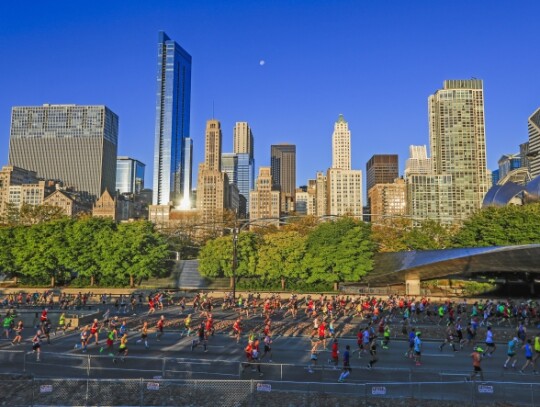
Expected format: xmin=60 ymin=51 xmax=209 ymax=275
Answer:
xmin=196 ymin=120 xmax=229 ymax=223
xmin=428 ymin=79 xmax=490 ymax=221
xmin=270 ymin=144 xmax=296 ymax=212
xmin=233 ymin=122 xmax=254 ymax=160
xmin=327 ymin=115 xmax=363 ymax=217
xmin=528 ymin=108 xmax=540 ymax=178
xmin=368 ymin=178 xmax=407 ymax=223
xmin=332 ymin=114 xmax=351 ymax=170
xmin=249 ymin=167 xmax=280 ymax=227
xmin=366 ymin=155 xmax=399 ymax=192
xmin=116 ymin=157 xmax=145 ymax=195
xmin=8 ymin=104 xmax=118 ymax=200
xmin=152 ymin=31 xmax=192 ymax=208
xmin=404 ymin=145 xmax=432 ymax=179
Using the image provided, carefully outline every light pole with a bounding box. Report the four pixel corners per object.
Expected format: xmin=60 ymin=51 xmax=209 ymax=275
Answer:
xmin=232 ymin=225 xmax=239 ymax=300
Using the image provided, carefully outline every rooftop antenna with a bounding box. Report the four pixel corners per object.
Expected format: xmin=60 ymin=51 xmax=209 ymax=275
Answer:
xmin=212 ymin=100 xmax=215 ymax=119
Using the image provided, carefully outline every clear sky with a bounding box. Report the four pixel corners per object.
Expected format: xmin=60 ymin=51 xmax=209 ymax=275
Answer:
xmin=1 ymin=0 xmax=539 ymax=194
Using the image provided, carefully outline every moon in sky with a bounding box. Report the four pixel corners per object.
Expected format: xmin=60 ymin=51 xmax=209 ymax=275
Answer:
xmin=259 ymin=60 xmax=265 ymax=66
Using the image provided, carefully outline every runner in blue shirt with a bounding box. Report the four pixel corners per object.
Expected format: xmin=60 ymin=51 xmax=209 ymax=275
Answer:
xmin=338 ymin=345 xmax=351 ymax=382
xmin=504 ymin=337 xmax=519 ymax=369
xmin=519 ymin=339 xmax=538 ymax=374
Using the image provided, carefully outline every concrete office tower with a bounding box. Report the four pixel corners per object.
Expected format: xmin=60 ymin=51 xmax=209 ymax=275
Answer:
xmin=368 ymin=178 xmax=407 ymax=223
xmin=152 ymin=31 xmax=192 ymax=208
xmin=0 ymin=165 xmax=39 ymax=215
xmin=295 ymin=180 xmax=316 ymax=215
xmin=520 ymin=141 xmax=530 ymax=175
xmin=332 ymin=114 xmax=351 ymax=170
xmin=233 ymin=122 xmax=254 ymax=160
xmin=196 ymin=120 xmax=229 ymax=223
xmin=366 ymin=155 xmax=399 ymax=192
xmin=116 ymin=157 xmax=145 ymax=195
xmin=428 ymin=79 xmax=490 ymax=222
xmin=528 ymin=108 xmax=540 ymax=178
xmin=8 ymin=104 xmax=118 ymax=200
xmin=315 ymin=171 xmax=327 ymax=216
xmin=271 ymin=144 xmax=296 ymax=213
xmin=249 ymin=167 xmax=280 ymax=227
xmin=404 ymin=145 xmax=432 ymax=179
xmin=327 ymin=115 xmax=363 ymax=216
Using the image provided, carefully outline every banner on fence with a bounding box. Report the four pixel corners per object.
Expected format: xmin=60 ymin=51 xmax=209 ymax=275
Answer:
xmin=478 ymin=385 xmax=494 ymax=394
xmin=371 ymin=386 xmax=386 ymax=395
xmin=147 ymin=382 xmax=160 ymax=391
xmin=256 ymin=383 xmax=271 ymax=392
xmin=40 ymin=385 xmax=53 ymax=393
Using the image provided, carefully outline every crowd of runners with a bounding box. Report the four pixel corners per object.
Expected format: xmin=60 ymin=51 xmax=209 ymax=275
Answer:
xmin=2 ymin=290 xmax=540 ymax=382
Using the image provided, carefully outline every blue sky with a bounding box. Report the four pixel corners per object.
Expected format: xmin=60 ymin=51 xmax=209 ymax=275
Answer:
xmin=1 ymin=1 xmax=539 ymax=193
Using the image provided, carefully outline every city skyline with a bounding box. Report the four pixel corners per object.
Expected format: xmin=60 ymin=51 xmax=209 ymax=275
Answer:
xmin=1 ymin=1 xmax=539 ymax=197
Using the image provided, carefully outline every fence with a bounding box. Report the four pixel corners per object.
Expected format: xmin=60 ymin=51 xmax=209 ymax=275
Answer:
xmin=1 ymin=377 xmax=540 ymax=406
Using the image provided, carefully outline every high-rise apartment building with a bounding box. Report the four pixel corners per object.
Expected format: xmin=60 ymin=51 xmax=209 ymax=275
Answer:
xmin=528 ymin=108 xmax=540 ymax=178
xmin=407 ymin=174 xmax=454 ymax=225
xmin=404 ymin=145 xmax=432 ymax=179
xmin=368 ymin=178 xmax=407 ymax=223
xmin=315 ymin=171 xmax=327 ymax=216
xmin=332 ymin=114 xmax=351 ymax=170
xmin=427 ymin=79 xmax=490 ymax=222
xmin=520 ymin=141 xmax=531 ymax=175
xmin=152 ymin=31 xmax=192 ymax=208
xmin=295 ymin=180 xmax=316 ymax=215
xmin=196 ymin=120 xmax=229 ymax=223
xmin=366 ymin=155 xmax=399 ymax=192
xmin=8 ymin=104 xmax=118 ymax=200
xmin=116 ymin=157 xmax=145 ymax=195
xmin=327 ymin=115 xmax=363 ymax=217
xmin=271 ymin=144 xmax=296 ymax=213
xmin=249 ymin=167 xmax=280 ymax=227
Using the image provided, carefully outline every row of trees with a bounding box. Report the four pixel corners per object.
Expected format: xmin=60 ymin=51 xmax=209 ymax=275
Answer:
xmin=199 ymin=218 xmax=375 ymax=290
xmin=0 ymin=217 xmax=170 ymax=287
xmin=198 ymin=204 xmax=540 ymax=289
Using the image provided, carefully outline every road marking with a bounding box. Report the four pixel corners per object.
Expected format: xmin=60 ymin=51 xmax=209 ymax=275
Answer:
xmin=421 ymin=353 xmax=456 ymax=357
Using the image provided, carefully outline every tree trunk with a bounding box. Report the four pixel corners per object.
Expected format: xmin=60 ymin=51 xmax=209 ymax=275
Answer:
xmin=229 ymin=276 xmax=234 ymax=289
xmin=90 ymin=275 xmax=95 ymax=286
xmin=50 ymin=275 xmax=55 ymax=287
xmin=281 ymin=277 xmax=285 ymax=290
xmin=333 ymin=282 xmax=339 ymax=291
xmin=129 ymin=274 xmax=134 ymax=288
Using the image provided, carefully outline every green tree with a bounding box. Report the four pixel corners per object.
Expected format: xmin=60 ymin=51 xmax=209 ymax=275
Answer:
xmin=256 ymin=231 xmax=305 ymax=289
xmin=198 ymin=236 xmax=232 ymax=279
xmin=371 ymin=217 xmax=413 ymax=252
xmin=101 ymin=221 xmax=170 ymax=287
xmin=453 ymin=204 xmax=540 ymax=247
xmin=19 ymin=203 xmax=66 ymax=225
xmin=406 ymin=219 xmax=457 ymax=250
xmin=303 ymin=218 xmax=374 ymax=290
xmin=0 ymin=227 xmax=16 ymax=280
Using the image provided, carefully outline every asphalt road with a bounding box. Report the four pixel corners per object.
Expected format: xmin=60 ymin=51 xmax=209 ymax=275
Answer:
xmin=1 ymin=305 xmax=539 ymax=405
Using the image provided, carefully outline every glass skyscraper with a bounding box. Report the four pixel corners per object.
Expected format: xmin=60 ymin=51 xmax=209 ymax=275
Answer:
xmin=152 ymin=31 xmax=192 ymax=208
xmin=221 ymin=152 xmax=253 ymax=217
xmin=116 ymin=156 xmax=145 ymax=195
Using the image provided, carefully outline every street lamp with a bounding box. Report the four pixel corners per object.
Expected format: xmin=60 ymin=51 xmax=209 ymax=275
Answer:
xmin=232 ymin=225 xmax=239 ymax=301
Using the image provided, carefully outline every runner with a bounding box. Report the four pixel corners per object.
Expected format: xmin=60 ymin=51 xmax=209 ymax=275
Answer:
xmin=503 ymin=337 xmax=519 ymax=369
xmin=181 ymin=314 xmax=192 ymax=338
xmin=329 ymin=338 xmax=339 ymax=369
xmin=112 ymin=332 xmax=128 ymax=363
xmin=156 ymin=315 xmax=165 ymax=341
xmin=43 ymin=319 xmax=52 ymax=344
xmin=439 ymin=324 xmax=457 ymax=352
xmin=3 ymin=314 xmax=13 ymax=339
xmin=261 ymin=333 xmax=273 ymax=362
xmin=484 ymin=326 xmax=496 ymax=357
xmin=414 ymin=331 xmax=422 ymax=366
xmin=31 ymin=330 xmax=42 ymax=362
xmin=405 ymin=327 xmax=416 ymax=358
xmin=90 ymin=318 xmax=99 ymax=346
xmin=191 ymin=322 xmax=208 ymax=352
xmin=519 ymin=339 xmax=538 ymax=374
xmin=338 ymin=345 xmax=351 ymax=383
xmin=100 ymin=326 xmax=116 ymax=356
xmin=232 ymin=317 xmax=242 ymax=344
xmin=79 ymin=325 xmax=89 ymax=353
xmin=381 ymin=325 xmax=390 ymax=350
xmin=57 ymin=312 xmax=66 ymax=335
xmin=318 ymin=320 xmax=327 ymax=350
xmin=136 ymin=321 xmax=149 ymax=349
xmin=467 ymin=346 xmax=484 ymax=382
xmin=307 ymin=338 xmax=320 ymax=374
xmin=11 ymin=320 xmax=23 ymax=345
xmin=366 ymin=338 xmax=378 ymax=369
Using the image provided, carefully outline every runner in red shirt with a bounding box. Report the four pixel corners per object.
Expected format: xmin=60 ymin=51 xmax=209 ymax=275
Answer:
xmin=156 ymin=315 xmax=165 ymax=341
xmin=90 ymin=318 xmax=99 ymax=346
xmin=329 ymin=339 xmax=339 ymax=369
xmin=233 ymin=317 xmax=242 ymax=343
xmin=318 ymin=321 xmax=327 ymax=350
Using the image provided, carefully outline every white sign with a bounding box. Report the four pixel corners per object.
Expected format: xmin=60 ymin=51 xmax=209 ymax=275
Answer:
xmin=146 ymin=382 xmax=160 ymax=391
xmin=256 ymin=383 xmax=272 ymax=392
xmin=478 ymin=385 xmax=494 ymax=394
xmin=371 ymin=386 xmax=387 ymax=395
xmin=40 ymin=385 xmax=53 ymax=393
xmin=153 ymin=376 xmax=162 ymax=380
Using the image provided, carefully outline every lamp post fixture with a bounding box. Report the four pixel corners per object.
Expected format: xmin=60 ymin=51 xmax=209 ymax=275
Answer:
xmin=232 ymin=224 xmax=239 ymax=301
